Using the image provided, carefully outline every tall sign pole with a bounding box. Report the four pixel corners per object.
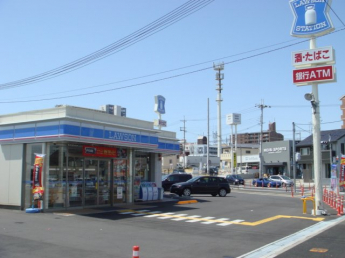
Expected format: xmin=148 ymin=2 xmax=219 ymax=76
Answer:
xmin=154 ymin=95 xmax=167 ymax=130
xmin=290 ymin=0 xmax=335 ymax=214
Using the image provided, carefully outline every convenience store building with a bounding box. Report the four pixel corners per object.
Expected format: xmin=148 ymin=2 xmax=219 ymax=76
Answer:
xmin=0 ymin=105 xmax=179 ymax=211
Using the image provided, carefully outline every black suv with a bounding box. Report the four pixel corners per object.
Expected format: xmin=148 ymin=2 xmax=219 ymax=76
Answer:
xmin=161 ymin=173 xmax=192 ymax=191
xmin=170 ymin=176 xmax=230 ymax=197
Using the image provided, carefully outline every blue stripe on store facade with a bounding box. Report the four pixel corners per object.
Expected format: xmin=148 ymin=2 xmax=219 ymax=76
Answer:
xmin=0 ymin=123 xmax=178 ymax=152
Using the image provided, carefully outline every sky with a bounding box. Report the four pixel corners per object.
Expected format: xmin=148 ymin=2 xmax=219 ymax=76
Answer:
xmin=0 ymin=0 xmax=344 ymax=145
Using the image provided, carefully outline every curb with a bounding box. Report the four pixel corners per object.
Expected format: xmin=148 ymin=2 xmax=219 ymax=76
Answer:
xmin=177 ymin=200 xmax=198 ymax=205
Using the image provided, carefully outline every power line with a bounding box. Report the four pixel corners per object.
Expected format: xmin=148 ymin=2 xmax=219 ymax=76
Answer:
xmin=327 ymin=0 xmax=345 ymax=26
xmin=0 ymin=26 xmax=344 ymax=103
xmin=0 ymin=0 xmax=215 ymax=90
xmin=1 ymin=4 xmax=344 ymax=93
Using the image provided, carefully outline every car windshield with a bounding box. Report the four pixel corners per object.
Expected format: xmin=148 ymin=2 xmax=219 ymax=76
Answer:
xmin=233 ymin=175 xmax=242 ymax=179
xmin=162 ymin=175 xmax=168 ymax=180
xmin=186 ymin=176 xmax=200 ymax=183
xmin=281 ymin=176 xmax=291 ymax=180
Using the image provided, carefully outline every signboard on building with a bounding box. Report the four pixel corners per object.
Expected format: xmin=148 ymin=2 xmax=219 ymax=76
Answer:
xmin=241 ymin=155 xmax=260 ymax=163
xmin=154 ymin=119 xmax=167 ymax=127
xmin=83 ymin=146 xmax=117 ymax=157
xmin=292 ymin=46 xmax=335 ymax=67
xmin=263 ymin=147 xmax=287 ymax=154
xmin=293 ymin=65 xmax=336 ymax=86
xmin=340 ymin=155 xmax=345 ymax=191
xmin=226 ymin=113 xmax=241 ymax=125
xmin=289 ymin=0 xmax=334 ymax=38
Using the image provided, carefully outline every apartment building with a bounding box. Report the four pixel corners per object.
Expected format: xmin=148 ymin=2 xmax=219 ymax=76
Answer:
xmin=233 ymin=122 xmax=284 ymax=144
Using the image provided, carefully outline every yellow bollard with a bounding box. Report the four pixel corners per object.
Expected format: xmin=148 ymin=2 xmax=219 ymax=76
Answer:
xmin=301 ymin=196 xmax=316 ymax=216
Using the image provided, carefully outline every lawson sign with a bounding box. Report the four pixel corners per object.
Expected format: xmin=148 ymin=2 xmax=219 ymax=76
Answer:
xmin=290 ymin=0 xmax=334 ymax=37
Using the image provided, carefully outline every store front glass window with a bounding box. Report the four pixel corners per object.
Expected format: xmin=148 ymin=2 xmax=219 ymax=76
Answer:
xmin=113 ymin=153 xmax=128 ymax=204
xmin=25 ymin=143 xmax=43 ymax=209
xmin=133 ymin=152 xmax=151 ymax=201
xmin=48 ymin=144 xmax=113 ymax=209
xmin=48 ymin=144 xmax=67 ymax=208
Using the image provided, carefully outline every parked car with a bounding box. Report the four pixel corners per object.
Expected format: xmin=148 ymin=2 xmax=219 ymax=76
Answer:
xmin=203 ymin=167 xmax=218 ymax=175
xmin=170 ymin=176 xmax=230 ymax=197
xmin=172 ymin=170 xmax=187 ymax=174
xmin=269 ymin=175 xmax=294 ymax=186
xmin=210 ymin=166 xmax=218 ymax=175
xmin=161 ymin=173 xmax=192 ymax=191
xmin=225 ymin=174 xmax=244 ymax=185
xmin=252 ymin=178 xmax=281 ymax=188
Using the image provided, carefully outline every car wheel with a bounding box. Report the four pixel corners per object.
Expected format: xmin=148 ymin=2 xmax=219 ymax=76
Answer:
xmin=219 ymin=188 xmax=227 ymax=197
xmin=211 ymin=193 xmax=217 ymax=197
xmin=183 ymin=188 xmax=191 ymax=196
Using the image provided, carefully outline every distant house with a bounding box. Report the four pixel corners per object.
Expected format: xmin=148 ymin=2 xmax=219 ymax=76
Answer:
xmin=296 ymin=129 xmax=345 ymax=182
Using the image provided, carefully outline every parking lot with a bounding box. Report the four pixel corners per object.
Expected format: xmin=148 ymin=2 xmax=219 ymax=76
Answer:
xmin=1 ymin=185 xmax=344 ymax=258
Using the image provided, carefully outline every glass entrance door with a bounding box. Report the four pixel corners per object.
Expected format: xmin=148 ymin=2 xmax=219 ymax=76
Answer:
xmin=67 ymin=157 xmax=84 ymax=207
xmin=84 ymin=159 xmax=98 ymax=206
xmin=66 ymin=158 xmax=111 ymax=207
xmin=98 ymin=160 xmax=111 ymax=205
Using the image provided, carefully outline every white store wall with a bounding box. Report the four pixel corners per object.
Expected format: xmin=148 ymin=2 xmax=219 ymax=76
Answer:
xmin=0 ymin=144 xmax=23 ymax=206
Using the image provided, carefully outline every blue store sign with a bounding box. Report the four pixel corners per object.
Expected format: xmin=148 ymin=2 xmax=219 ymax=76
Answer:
xmin=154 ymin=95 xmax=166 ymax=114
xmin=290 ymin=0 xmax=334 ymax=38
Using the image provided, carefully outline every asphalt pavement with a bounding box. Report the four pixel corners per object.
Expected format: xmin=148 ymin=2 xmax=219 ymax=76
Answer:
xmin=1 ymin=185 xmax=344 ymax=258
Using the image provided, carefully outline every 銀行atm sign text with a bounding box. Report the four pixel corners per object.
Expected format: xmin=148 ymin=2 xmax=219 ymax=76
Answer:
xmin=293 ymin=65 xmax=336 ymax=86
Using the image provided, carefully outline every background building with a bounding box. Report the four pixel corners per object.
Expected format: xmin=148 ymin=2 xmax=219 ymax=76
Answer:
xmin=233 ymin=122 xmax=284 ymax=144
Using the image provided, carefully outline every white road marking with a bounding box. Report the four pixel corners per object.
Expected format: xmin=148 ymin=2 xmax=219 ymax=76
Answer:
xmin=231 ymin=219 xmax=245 ymax=223
xmin=237 ymin=216 xmax=345 ymax=258
xmin=201 ymin=217 xmax=216 ymax=224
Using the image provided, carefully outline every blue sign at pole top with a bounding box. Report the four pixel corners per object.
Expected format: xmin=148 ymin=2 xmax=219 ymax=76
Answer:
xmin=290 ymin=0 xmax=334 ymax=38
xmin=154 ymin=95 xmax=166 ymax=114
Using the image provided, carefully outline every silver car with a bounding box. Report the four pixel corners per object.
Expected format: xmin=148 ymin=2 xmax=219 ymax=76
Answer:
xmin=269 ymin=175 xmax=294 ymax=187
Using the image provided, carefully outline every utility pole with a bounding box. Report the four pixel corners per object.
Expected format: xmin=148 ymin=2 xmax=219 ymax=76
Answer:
xmin=207 ymin=98 xmax=210 ymax=174
xmin=213 ymin=62 xmax=224 ymax=158
xmin=292 ymin=122 xmax=297 ymax=193
xmin=180 ymin=117 xmax=186 ymax=168
xmin=256 ymin=100 xmax=271 ymax=178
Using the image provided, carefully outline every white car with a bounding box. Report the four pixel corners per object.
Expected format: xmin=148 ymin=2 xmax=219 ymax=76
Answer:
xmin=269 ymin=175 xmax=294 ymax=187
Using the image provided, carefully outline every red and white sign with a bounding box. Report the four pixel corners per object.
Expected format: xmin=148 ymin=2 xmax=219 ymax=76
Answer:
xmin=82 ymin=145 xmax=117 ymax=157
xmin=292 ymin=46 xmax=335 ymax=67
xmin=293 ymin=65 xmax=336 ymax=86
xmin=154 ymin=119 xmax=167 ymax=127
xmin=340 ymin=155 xmax=345 ymax=191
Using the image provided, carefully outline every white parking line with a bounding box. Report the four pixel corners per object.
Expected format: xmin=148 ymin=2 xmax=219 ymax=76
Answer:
xmin=231 ymin=219 xmax=245 ymax=223
xmin=216 ymin=218 xmax=230 ymax=226
xmin=171 ymin=214 xmax=189 ymax=221
xmin=201 ymin=217 xmax=216 ymax=224
xmin=143 ymin=211 xmax=162 ymax=217
xmin=157 ymin=212 xmax=176 ymax=219
xmin=185 ymin=215 xmax=202 ymax=222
